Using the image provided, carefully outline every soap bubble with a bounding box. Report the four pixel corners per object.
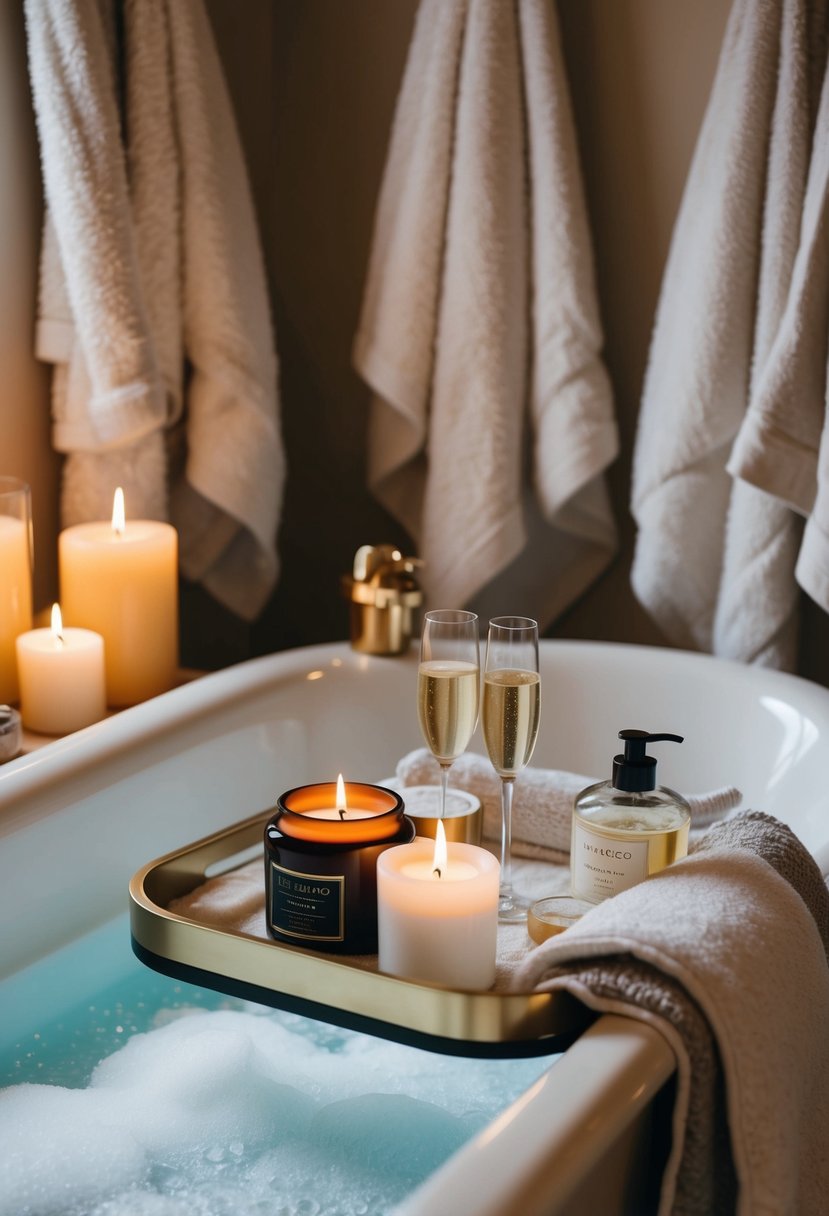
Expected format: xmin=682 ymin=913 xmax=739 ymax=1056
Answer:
xmin=0 ymin=1007 xmax=552 ymax=1216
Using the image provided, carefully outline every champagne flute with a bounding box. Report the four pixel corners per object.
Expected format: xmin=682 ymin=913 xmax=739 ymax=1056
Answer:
xmin=417 ymin=610 xmax=481 ymax=820
xmin=483 ymin=616 xmax=541 ymax=922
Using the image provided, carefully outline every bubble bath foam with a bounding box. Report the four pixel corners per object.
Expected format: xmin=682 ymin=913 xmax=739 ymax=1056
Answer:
xmin=0 ymin=915 xmax=552 ymax=1216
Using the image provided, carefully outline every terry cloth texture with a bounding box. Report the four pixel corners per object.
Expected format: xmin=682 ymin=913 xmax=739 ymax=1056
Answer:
xmin=632 ymin=0 xmax=829 ymax=669
xmin=354 ymin=0 xmax=618 ymax=627
xmin=514 ymin=811 xmax=829 ymax=1215
xmin=25 ymin=0 xmax=284 ymax=618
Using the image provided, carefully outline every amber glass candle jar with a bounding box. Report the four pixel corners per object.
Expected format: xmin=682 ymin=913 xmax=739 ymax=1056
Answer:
xmin=264 ymin=781 xmax=414 ymax=954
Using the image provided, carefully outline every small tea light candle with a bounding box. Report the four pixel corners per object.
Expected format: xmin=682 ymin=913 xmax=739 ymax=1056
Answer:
xmin=59 ymin=487 xmax=178 ymax=707
xmin=265 ymin=776 xmax=415 ymax=954
xmin=377 ymin=823 xmax=500 ymax=989
xmin=16 ymin=604 xmax=106 ymax=736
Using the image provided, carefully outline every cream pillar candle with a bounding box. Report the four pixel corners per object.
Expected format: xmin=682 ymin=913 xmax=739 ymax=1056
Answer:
xmin=377 ymin=824 xmax=500 ymax=989
xmin=59 ymin=489 xmax=178 ymax=707
xmin=0 ymin=479 xmax=33 ymax=703
xmin=16 ymin=604 xmax=106 ymax=735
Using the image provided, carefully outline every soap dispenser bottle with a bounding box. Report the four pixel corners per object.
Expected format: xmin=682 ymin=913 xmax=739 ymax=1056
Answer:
xmin=571 ymin=730 xmax=691 ymax=904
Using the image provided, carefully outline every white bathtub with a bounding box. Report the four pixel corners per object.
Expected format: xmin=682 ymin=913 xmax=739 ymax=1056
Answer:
xmin=2 ymin=639 xmax=828 ymax=1215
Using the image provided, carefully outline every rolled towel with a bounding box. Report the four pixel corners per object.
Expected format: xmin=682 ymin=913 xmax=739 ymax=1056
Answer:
xmin=395 ymin=748 xmax=742 ymax=862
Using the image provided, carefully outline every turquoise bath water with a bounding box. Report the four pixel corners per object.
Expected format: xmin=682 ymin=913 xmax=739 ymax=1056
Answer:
xmin=0 ymin=917 xmax=555 ymax=1216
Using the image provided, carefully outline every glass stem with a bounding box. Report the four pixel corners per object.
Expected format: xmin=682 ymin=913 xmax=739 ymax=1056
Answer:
xmin=439 ymin=762 xmax=451 ymax=819
xmin=499 ymin=777 xmax=515 ymax=897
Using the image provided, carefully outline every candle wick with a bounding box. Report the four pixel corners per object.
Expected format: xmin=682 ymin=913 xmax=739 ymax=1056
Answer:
xmin=338 ymin=807 xmax=346 ymax=820
xmin=433 ymin=866 xmax=442 ymax=879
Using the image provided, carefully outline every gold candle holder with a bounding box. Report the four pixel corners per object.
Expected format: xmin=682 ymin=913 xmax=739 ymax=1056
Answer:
xmin=398 ymin=785 xmax=482 ymax=845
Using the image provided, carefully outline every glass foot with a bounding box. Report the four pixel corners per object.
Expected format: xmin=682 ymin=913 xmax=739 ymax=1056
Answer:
xmin=498 ymin=889 xmax=531 ymax=924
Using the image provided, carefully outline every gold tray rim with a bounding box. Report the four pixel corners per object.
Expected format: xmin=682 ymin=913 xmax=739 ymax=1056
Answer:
xmin=128 ymin=812 xmax=588 ymax=1049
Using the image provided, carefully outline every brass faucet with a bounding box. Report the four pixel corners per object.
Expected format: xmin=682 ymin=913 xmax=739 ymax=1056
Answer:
xmin=341 ymin=544 xmax=423 ymax=655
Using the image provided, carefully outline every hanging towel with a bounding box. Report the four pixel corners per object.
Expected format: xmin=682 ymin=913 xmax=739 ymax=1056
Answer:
xmin=798 ymin=385 xmax=829 ymax=608
xmin=394 ymin=746 xmax=743 ymax=863
xmin=631 ymin=0 xmax=827 ymax=668
xmin=513 ymin=811 xmax=829 ymax=1215
xmin=25 ymin=0 xmax=284 ymax=619
xmin=354 ymin=0 xmax=617 ymax=623
xmin=728 ymin=35 xmax=829 ymax=519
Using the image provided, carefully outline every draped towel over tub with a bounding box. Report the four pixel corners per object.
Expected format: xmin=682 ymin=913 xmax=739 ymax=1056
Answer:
xmin=24 ymin=0 xmax=285 ymax=620
xmin=632 ymin=0 xmax=829 ymax=668
xmin=354 ymin=0 xmax=618 ymax=624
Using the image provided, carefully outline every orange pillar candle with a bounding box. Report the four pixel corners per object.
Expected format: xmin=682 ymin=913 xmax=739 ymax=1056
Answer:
xmin=16 ymin=604 xmax=106 ymax=735
xmin=0 ymin=478 xmax=33 ymax=703
xmin=59 ymin=489 xmax=178 ymax=707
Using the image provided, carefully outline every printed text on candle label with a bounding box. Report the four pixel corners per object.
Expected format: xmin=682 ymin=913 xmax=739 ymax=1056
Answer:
xmin=269 ymin=862 xmax=345 ymax=941
xmin=571 ymin=824 xmax=649 ymax=901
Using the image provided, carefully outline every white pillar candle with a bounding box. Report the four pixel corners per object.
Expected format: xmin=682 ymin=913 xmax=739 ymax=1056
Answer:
xmin=377 ymin=825 xmax=500 ymax=989
xmin=58 ymin=488 xmax=178 ymax=707
xmin=16 ymin=604 xmax=106 ymax=735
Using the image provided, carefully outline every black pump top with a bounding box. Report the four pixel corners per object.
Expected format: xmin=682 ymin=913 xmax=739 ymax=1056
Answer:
xmin=611 ymin=729 xmax=684 ymax=792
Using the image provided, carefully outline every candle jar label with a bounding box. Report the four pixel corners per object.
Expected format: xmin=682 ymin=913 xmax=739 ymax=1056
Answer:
xmin=268 ymin=861 xmax=345 ymax=943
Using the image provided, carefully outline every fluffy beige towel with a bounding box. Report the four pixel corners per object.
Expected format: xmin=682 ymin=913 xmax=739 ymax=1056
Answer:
xmin=354 ymin=0 xmax=617 ymax=625
xmin=395 ymin=748 xmax=742 ymax=863
xmin=513 ymin=812 xmax=829 ymax=1215
xmin=632 ymin=0 xmax=820 ymax=668
xmin=727 ymin=30 xmax=829 ymax=520
xmin=25 ymin=0 xmax=284 ymax=619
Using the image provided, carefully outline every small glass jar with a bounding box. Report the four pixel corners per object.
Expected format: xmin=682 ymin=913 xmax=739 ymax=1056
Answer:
xmin=264 ymin=781 xmax=414 ymax=954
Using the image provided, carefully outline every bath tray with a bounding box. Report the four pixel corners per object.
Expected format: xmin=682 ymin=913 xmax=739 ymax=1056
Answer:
xmin=129 ymin=812 xmax=591 ymax=1058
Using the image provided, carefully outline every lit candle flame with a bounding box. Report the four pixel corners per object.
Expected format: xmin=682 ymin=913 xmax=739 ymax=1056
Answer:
xmin=112 ymin=487 xmax=126 ymax=536
xmin=432 ymin=819 xmax=447 ymax=879
xmin=336 ymin=773 xmax=347 ymax=821
xmin=50 ymin=602 xmax=64 ymax=646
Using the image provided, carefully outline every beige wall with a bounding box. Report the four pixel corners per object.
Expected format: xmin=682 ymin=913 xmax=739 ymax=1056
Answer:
xmin=224 ymin=0 xmax=736 ymax=660
xmin=4 ymin=0 xmax=828 ymax=682
xmin=0 ymin=1 xmax=59 ymax=611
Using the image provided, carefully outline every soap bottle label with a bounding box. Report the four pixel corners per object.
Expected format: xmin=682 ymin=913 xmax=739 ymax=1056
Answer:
xmin=572 ymin=822 xmax=650 ymax=902
xmin=268 ymin=861 xmax=345 ymax=942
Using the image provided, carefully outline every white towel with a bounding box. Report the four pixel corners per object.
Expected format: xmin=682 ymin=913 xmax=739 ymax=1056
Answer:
xmin=727 ymin=28 xmax=829 ymax=520
xmin=632 ymin=0 xmax=819 ymax=669
xmin=25 ymin=0 xmax=284 ymax=619
xmin=354 ymin=0 xmax=617 ymax=624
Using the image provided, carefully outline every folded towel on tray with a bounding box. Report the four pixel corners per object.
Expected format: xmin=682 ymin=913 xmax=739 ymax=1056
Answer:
xmin=395 ymin=748 xmax=742 ymax=862
xmin=513 ymin=811 xmax=829 ymax=1215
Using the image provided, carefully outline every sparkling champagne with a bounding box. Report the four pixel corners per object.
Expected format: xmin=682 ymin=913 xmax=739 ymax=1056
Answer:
xmin=417 ymin=660 xmax=480 ymax=764
xmin=483 ymin=668 xmax=541 ymax=777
